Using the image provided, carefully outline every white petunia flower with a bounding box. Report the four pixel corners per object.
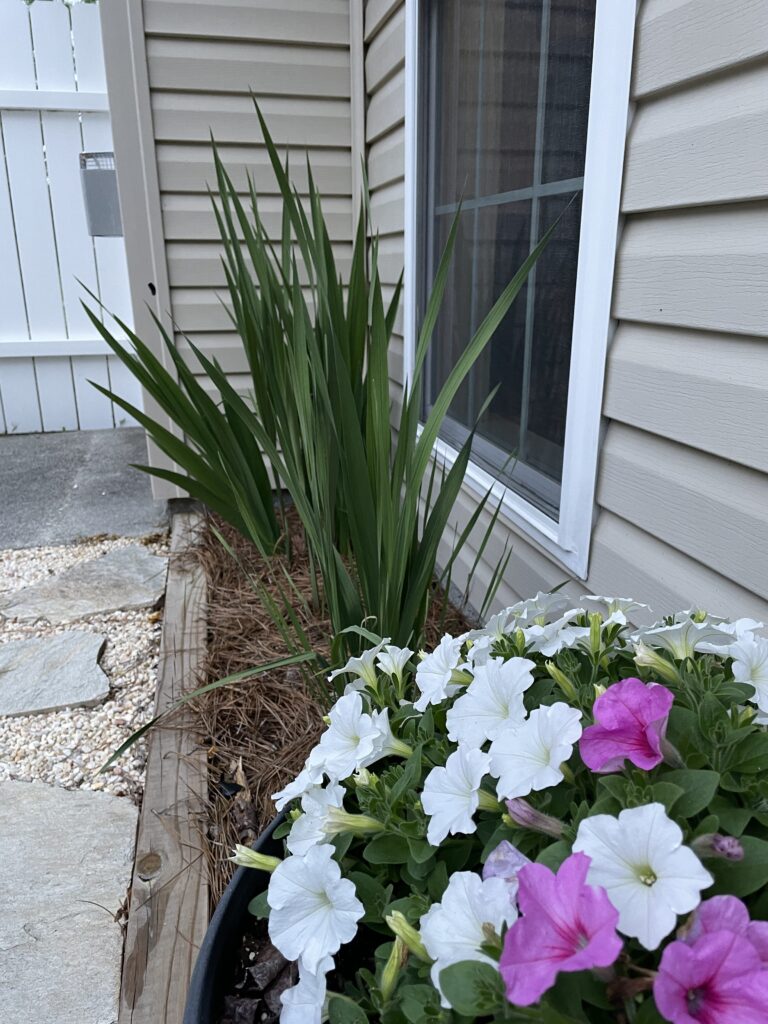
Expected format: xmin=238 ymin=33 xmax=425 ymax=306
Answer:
xmin=522 ymin=610 xmax=590 ymax=657
xmin=421 ymin=872 xmax=517 ymax=1008
xmin=310 ymin=692 xmax=386 ymax=781
xmin=711 ymin=616 xmax=763 ymax=641
xmin=279 ymin=956 xmax=333 ymax=1024
xmin=273 ymin=763 xmax=325 ymax=811
xmin=268 ymin=844 xmax=364 ymax=972
xmin=468 ymin=635 xmax=494 ymax=669
xmin=731 ymin=636 xmax=768 ymax=714
xmin=478 ymin=606 xmax=518 ymax=639
xmin=580 ymin=595 xmax=650 ymax=627
xmin=510 ymin=591 xmax=572 ymax=626
xmin=489 ymin=702 xmax=582 ymax=800
xmin=673 ymin=609 xmax=763 ymax=635
xmin=446 ymin=657 xmax=535 ymax=746
xmin=414 ymin=634 xmax=467 ymax=711
xmin=376 ymin=644 xmax=414 ymax=682
xmin=573 ymin=803 xmax=713 ymax=951
xmin=286 ymin=783 xmax=346 ymax=856
xmin=631 ymin=620 xmax=736 ymax=660
xmin=328 ymin=638 xmax=390 ymax=692
xmin=369 ymin=706 xmax=412 ymax=760
xmin=421 ymin=745 xmax=493 ymax=846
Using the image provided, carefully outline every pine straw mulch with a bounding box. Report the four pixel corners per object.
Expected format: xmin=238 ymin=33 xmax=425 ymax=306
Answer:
xmin=192 ymin=509 xmax=471 ymax=909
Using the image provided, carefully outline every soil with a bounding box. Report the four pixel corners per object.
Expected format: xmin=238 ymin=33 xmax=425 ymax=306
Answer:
xmin=218 ymin=915 xmax=296 ymax=1024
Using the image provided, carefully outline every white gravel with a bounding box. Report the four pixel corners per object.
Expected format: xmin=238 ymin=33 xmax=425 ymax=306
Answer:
xmin=0 ymin=533 xmax=168 ymax=801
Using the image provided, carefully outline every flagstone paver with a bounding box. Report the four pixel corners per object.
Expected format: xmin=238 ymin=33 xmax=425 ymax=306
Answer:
xmin=0 ymin=544 xmax=167 ymax=623
xmin=0 ymin=631 xmax=109 ymax=718
xmin=0 ymin=780 xmax=138 ymax=1024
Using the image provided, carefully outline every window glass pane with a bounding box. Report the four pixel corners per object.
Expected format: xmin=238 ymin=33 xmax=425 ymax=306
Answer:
xmin=477 ymin=1 xmax=542 ymax=199
xmin=427 ymin=211 xmax=476 ymax=426
xmin=422 ymin=0 xmax=596 ymax=518
xmin=434 ymin=1 xmax=484 ymax=205
xmin=526 ymin=192 xmax=582 ymax=480
xmin=472 ymin=201 xmax=531 ymax=456
xmin=542 ymin=0 xmax=596 ymax=183
xmin=434 ymin=1 xmax=543 ymax=207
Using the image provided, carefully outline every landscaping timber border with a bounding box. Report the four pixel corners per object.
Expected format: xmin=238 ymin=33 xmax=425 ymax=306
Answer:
xmin=119 ymin=507 xmax=209 ymax=1024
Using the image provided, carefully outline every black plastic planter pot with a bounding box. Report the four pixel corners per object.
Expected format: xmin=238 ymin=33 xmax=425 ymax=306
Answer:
xmin=183 ymin=814 xmax=284 ymax=1024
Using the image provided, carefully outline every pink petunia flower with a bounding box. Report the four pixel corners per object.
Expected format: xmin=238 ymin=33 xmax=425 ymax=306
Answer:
xmin=683 ymin=895 xmax=768 ymax=966
xmin=499 ymin=852 xmax=622 ymax=1006
xmin=655 ymin=929 xmax=768 ymax=1024
xmin=579 ymin=677 xmax=674 ymax=773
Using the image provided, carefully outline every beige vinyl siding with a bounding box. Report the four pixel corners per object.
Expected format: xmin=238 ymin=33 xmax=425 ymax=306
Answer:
xmin=365 ymin=0 xmax=768 ymax=622
xmin=142 ymin=0 xmax=354 ymax=385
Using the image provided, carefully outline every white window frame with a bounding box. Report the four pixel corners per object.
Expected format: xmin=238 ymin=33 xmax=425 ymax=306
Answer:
xmin=403 ymin=0 xmax=636 ymax=579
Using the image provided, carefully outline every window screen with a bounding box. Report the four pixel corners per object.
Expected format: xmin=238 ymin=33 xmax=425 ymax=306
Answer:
xmin=420 ymin=0 xmax=597 ymax=518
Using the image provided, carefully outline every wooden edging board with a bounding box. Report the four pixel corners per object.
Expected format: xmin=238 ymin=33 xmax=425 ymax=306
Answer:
xmin=119 ymin=509 xmax=209 ymax=1024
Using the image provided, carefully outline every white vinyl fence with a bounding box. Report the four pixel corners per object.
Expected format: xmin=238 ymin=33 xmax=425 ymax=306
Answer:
xmin=0 ymin=0 xmax=142 ymax=434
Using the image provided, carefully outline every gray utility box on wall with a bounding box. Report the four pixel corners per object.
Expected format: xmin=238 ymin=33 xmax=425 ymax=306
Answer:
xmin=80 ymin=152 xmax=123 ymax=237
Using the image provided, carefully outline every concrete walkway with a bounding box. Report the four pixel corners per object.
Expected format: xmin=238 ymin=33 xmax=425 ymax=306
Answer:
xmin=0 ymin=781 xmax=138 ymax=1024
xmin=0 ymin=430 xmax=169 ymax=1022
xmin=0 ymin=428 xmax=166 ymax=548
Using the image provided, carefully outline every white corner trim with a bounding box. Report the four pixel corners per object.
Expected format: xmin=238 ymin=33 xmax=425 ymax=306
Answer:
xmin=402 ymin=0 xmax=420 ymax=390
xmin=349 ymin=0 xmax=366 ymax=228
xmin=403 ymin=0 xmax=637 ymax=580
xmin=98 ymin=0 xmax=182 ymax=498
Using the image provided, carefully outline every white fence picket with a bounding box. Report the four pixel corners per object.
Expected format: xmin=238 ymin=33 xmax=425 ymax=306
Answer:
xmin=2 ymin=110 xmax=66 ymax=341
xmin=0 ymin=121 xmax=29 ymax=343
xmin=35 ymin=355 xmax=79 ymax=431
xmin=72 ymin=354 xmax=114 ymax=430
xmin=0 ymin=5 xmax=35 ymax=91
xmin=28 ymin=2 xmax=76 ymax=92
xmin=0 ymin=358 xmax=42 ymax=434
xmin=107 ymin=357 xmax=142 ymax=428
xmin=71 ymin=3 xmax=107 ymax=93
xmin=42 ymin=110 xmax=100 ymax=339
xmin=0 ymin=0 xmax=141 ymax=435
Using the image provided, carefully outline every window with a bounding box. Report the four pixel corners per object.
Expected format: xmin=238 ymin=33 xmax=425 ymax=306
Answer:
xmin=405 ymin=0 xmax=635 ymax=576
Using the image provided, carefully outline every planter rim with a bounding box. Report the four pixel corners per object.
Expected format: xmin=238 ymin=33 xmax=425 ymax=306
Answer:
xmin=183 ymin=812 xmax=284 ymax=1024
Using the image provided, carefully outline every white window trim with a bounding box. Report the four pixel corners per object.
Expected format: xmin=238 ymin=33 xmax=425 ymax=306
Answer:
xmin=403 ymin=0 xmax=636 ymax=579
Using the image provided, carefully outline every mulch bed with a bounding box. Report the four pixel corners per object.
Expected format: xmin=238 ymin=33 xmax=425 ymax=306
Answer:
xmin=192 ymin=508 xmax=471 ymax=910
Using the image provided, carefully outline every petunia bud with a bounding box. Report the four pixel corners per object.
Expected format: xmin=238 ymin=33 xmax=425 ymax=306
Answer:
xmin=230 ymin=845 xmax=281 ymax=872
xmin=323 ymin=808 xmax=385 ymax=838
xmin=483 ymin=839 xmax=530 ymax=902
xmin=380 ymin=936 xmax=408 ymax=1003
xmin=589 ymin=613 xmax=603 ymax=656
xmin=634 ymin=642 xmax=681 ymax=685
xmin=505 ymin=798 xmax=564 ymax=838
xmin=450 ymin=668 xmax=473 ymax=686
xmin=659 ymin=736 xmax=685 ymax=769
xmin=477 ymin=788 xmax=503 ymax=813
xmin=353 ymin=767 xmax=377 ymax=788
xmin=692 ymin=834 xmax=744 ymax=862
xmin=546 ymin=660 xmax=578 ymax=702
xmin=593 ymin=683 xmax=607 ymax=700
xmin=385 ymin=911 xmax=432 ymax=964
